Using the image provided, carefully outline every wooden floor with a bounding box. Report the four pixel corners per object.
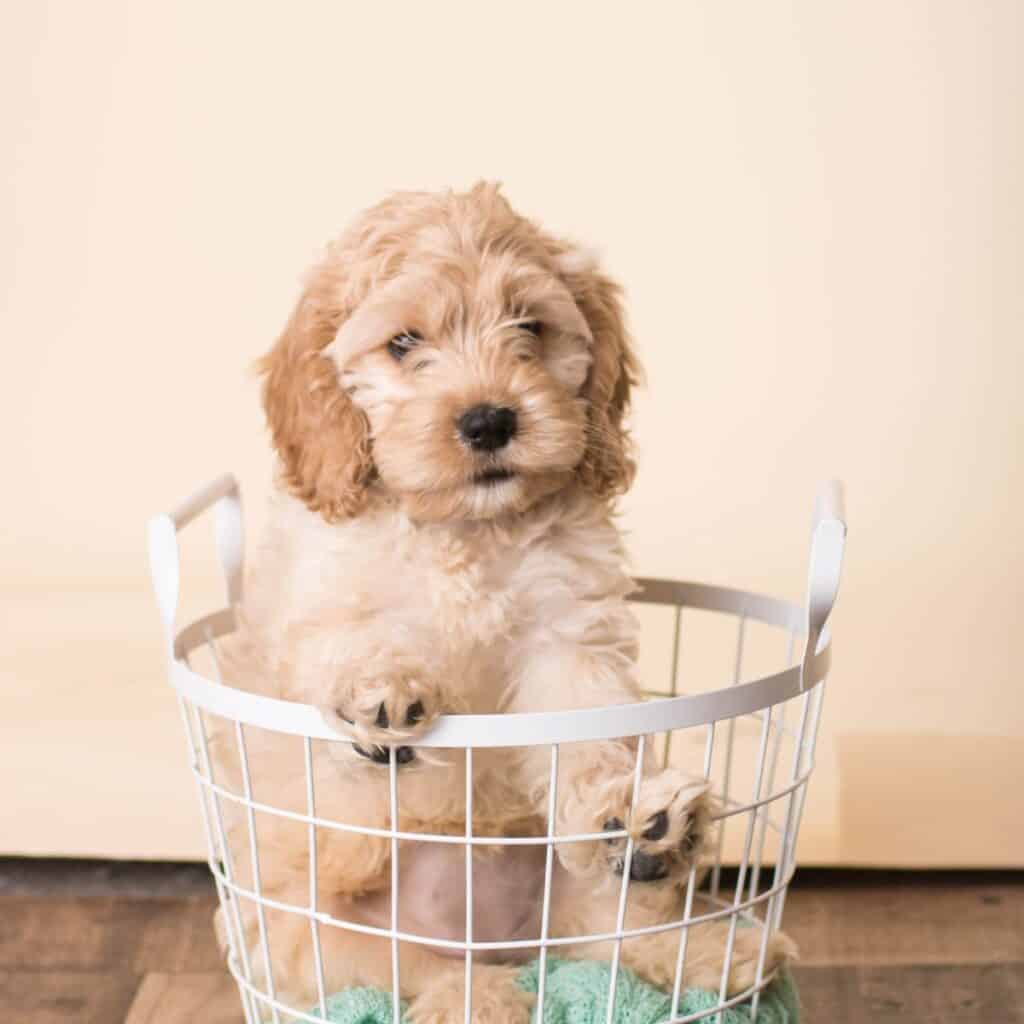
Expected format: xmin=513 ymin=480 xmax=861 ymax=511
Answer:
xmin=1 ymin=859 xmax=1021 ymax=1023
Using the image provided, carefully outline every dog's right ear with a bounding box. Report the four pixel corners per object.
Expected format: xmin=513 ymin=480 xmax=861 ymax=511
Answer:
xmin=551 ymin=245 xmax=641 ymax=501
xmin=259 ymin=275 xmax=375 ymax=522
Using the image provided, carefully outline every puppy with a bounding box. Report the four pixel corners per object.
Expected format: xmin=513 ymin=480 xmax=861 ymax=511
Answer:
xmin=212 ymin=183 xmax=794 ymax=1022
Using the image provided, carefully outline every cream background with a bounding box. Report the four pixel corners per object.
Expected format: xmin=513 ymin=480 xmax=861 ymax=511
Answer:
xmin=2 ymin=2 xmax=1021 ymax=864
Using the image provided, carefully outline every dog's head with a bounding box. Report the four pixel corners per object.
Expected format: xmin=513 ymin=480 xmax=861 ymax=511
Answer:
xmin=261 ymin=183 xmax=639 ymax=523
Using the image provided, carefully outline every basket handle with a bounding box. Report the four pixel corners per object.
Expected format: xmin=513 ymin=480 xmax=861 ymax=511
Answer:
xmin=800 ymin=479 xmax=847 ymax=690
xmin=147 ymin=473 xmax=244 ymax=649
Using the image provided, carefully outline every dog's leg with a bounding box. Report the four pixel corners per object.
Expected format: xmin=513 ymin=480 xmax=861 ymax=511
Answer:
xmin=508 ymin=616 xmax=798 ymax=995
xmin=507 ymin=628 xmax=715 ymax=884
xmin=572 ymin=916 xmax=796 ymax=998
xmin=620 ymin=918 xmax=797 ymax=996
xmin=229 ymin=893 xmax=462 ymax=1012
xmin=406 ymin=962 xmax=534 ymax=1024
xmin=550 ymin=872 xmax=797 ymax=999
xmin=213 ymin=729 xmax=399 ymax=899
xmin=286 ymin=622 xmax=454 ymax=762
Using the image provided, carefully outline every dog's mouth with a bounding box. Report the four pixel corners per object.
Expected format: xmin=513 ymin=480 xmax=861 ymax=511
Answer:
xmin=472 ymin=468 xmax=517 ymax=486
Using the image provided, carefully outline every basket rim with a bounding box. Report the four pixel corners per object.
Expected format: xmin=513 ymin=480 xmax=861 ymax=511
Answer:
xmin=168 ymin=577 xmax=829 ymax=748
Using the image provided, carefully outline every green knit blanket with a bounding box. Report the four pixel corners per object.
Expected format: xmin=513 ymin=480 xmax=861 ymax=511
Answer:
xmin=303 ymin=958 xmax=799 ymax=1023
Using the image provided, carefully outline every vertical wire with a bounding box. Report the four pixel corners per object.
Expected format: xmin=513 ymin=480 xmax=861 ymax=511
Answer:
xmin=747 ymin=878 xmax=776 ymax=1023
xmin=663 ymin=605 xmax=683 ymax=768
xmin=303 ymin=738 xmax=328 ymax=1019
xmin=715 ymin=706 xmax=773 ymax=1017
xmin=535 ymin=744 xmax=560 ymax=1019
xmin=605 ymin=734 xmax=647 ymax=1024
xmin=191 ymin=710 xmax=256 ymax=1024
xmin=235 ymin=721 xmax=282 ymax=1024
xmin=669 ymin=721 xmax=717 ymax=1019
xmin=710 ymin=615 xmax=746 ymax=897
xmin=463 ymin=747 xmax=474 ymax=1024
xmin=746 ymin=673 xmax=815 ymax=1022
xmin=748 ymin=628 xmax=797 ymax=905
xmin=177 ymin=696 xmax=256 ymax=1024
xmin=749 ymin=675 xmax=820 ymax=1021
xmin=389 ymin=746 xmax=402 ymax=1024
xmin=766 ymin=684 xmax=812 ymax=930
xmin=772 ymin=678 xmax=828 ymax=930
xmin=199 ymin=634 xmax=258 ymax=1022
xmin=669 ymin=863 xmax=701 ymax=1019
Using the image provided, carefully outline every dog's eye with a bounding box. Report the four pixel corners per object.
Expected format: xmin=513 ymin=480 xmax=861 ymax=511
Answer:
xmin=519 ymin=320 xmax=542 ymax=336
xmin=387 ymin=330 xmax=422 ymax=361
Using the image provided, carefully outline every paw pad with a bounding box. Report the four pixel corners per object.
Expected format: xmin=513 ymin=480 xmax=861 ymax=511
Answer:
xmin=601 ymin=800 xmax=706 ymax=883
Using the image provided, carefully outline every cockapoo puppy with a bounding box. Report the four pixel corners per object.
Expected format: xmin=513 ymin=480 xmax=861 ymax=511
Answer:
xmin=212 ymin=183 xmax=794 ymax=1021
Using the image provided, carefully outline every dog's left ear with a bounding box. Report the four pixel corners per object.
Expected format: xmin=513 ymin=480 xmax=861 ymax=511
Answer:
xmin=554 ymin=246 xmax=641 ymax=500
xmin=259 ymin=260 xmax=375 ymax=522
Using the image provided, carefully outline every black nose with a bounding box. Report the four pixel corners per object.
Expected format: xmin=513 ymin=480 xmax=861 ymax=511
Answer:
xmin=457 ymin=404 xmax=517 ymax=451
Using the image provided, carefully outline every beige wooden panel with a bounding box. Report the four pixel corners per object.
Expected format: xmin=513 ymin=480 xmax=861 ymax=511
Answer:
xmin=838 ymin=734 xmax=1024 ymax=868
xmin=2 ymin=1 xmax=1021 ymax=867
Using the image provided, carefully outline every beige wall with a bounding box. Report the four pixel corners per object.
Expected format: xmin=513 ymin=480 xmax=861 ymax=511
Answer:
xmin=2 ymin=2 xmax=1021 ymax=864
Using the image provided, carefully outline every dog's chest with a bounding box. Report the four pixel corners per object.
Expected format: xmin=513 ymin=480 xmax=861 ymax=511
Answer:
xmin=409 ymin=535 xmax=532 ymax=650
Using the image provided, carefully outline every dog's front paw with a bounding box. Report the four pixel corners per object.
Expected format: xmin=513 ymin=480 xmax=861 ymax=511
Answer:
xmin=319 ymin=666 xmax=443 ymax=765
xmin=408 ymin=964 xmax=533 ymax=1024
xmin=598 ymin=768 xmax=712 ymax=883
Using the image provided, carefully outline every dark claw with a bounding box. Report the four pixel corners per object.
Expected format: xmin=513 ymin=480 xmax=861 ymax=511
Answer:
xmin=405 ymin=700 xmax=425 ymax=726
xmin=353 ymin=743 xmax=415 ymax=766
xmin=603 ymin=817 xmax=624 ymax=842
xmin=375 ymin=704 xmax=389 ymax=729
xmin=353 ymin=743 xmax=388 ymax=764
xmin=629 ymin=850 xmax=669 ymax=882
xmin=643 ymin=809 xmax=669 ymax=841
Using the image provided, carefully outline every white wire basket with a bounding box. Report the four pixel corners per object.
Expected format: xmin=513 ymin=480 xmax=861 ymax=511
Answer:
xmin=148 ymin=476 xmax=846 ymax=1024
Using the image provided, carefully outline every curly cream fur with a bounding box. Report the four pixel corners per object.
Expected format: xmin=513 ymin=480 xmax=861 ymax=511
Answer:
xmin=214 ymin=184 xmax=793 ymax=1020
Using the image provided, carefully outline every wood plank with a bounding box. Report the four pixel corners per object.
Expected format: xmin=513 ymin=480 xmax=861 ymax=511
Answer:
xmin=0 ymin=970 xmax=139 ymax=1024
xmin=0 ymin=898 xmax=118 ymax=970
xmin=794 ymin=964 xmax=1024 ymax=1024
xmin=125 ymin=972 xmax=243 ymax=1024
xmin=782 ymin=874 xmax=1024 ymax=966
xmin=0 ymin=895 xmax=221 ymax=973
xmin=117 ymin=898 xmax=223 ymax=973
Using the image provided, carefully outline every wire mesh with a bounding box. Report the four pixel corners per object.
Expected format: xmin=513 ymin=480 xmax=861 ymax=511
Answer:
xmin=151 ymin=476 xmax=844 ymax=1024
xmin=171 ymin=614 xmax=825 ymax=1024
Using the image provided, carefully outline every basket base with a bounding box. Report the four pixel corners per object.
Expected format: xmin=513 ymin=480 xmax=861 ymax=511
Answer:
xmin=285 ymin=959 xmax=799 ymax=1023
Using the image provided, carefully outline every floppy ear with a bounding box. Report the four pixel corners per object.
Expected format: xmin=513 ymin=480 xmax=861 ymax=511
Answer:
xmin=555 ymin=247 xmax=641 ymax=500
xmin=259 ymin=271 xmax=374 ymax=522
